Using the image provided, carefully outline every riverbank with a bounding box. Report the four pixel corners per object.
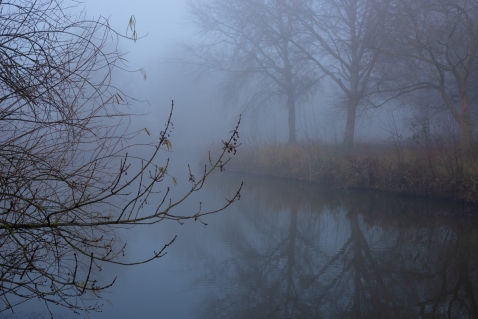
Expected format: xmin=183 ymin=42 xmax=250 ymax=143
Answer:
xmin=223 ymin=142 xmax=478 ymax=203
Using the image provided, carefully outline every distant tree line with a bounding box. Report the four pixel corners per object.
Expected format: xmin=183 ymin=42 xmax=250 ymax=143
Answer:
xmin=185 ymin=0 xmax=478 ymax=150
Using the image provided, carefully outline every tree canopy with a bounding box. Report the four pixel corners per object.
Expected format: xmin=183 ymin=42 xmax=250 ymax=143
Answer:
xmin=0 ymin=0 xmax=241 ymax=314
xmin=184 ymin=0 xmax=319 ymax=143
xmin=185 ymin=0 xmax=478 ymax=149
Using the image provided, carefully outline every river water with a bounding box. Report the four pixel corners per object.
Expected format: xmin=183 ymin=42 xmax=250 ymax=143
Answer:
xmin=8 ymin=173 xmax=478 ymax=318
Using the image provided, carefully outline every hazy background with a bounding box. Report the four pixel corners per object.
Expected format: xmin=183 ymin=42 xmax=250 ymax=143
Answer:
xmin=82 ymin=0 xmax=467 ymax=176
xmin=83 ymin=0 xmax=238 ymax=153
xmin=82 ymin=0 xmax=398 ymax=154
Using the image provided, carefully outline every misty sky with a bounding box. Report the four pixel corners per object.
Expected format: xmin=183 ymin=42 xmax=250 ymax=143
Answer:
xmin=81 ymin=0 xmax=245 ymax=154
xmin=85 ymin=0 xmax=188 ymax=54
xmin=81 ymin=0 xmax=403 ymax=149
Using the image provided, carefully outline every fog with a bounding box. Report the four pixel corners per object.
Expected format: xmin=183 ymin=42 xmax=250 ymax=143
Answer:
xmin=76 ymin=0 xmax=478 ymax=156
xmin=3 ymin=0 xmax=478 ymax=317
xmin=82 ymin=0 xmax=237 ymax=156
xmin=81 ymin=0 xmax=376 ymax=153
xmin=73 ymin=0 xmax=425 ymax=159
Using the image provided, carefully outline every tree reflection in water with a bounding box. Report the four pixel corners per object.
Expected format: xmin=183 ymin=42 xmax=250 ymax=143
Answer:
xmin=188 ymin=174 xmax=478 ymax=319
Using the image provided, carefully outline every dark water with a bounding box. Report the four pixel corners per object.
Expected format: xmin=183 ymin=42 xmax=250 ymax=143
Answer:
xmin=9 ymin=173 xmax=478 ymax=318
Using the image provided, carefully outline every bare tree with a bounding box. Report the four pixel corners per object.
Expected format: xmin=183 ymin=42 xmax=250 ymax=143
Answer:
xmin=184 ymin=0 xmax=319 ymax=143
xmin=0 ymin=0 xmax=241 ymax=314
xmin=288 ymin=0 xmax=389 ymax=148
xmin=385 ymin=0 xmax=478 ymax=151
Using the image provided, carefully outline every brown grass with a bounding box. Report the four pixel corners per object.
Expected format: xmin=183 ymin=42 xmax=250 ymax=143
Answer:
xmin=224 ymin=141 xmax=478 ymax=203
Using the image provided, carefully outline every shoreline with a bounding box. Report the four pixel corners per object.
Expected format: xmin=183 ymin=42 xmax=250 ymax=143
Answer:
xmin=224 ymin=142 xmax=478 ymax=204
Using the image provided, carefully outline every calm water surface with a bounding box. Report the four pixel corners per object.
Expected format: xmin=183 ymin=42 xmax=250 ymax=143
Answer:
xmin=9 ymin=173 xmax=478 ymax=318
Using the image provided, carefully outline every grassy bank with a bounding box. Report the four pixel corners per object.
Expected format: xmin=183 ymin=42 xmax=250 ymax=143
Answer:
xmin=223 ymin=141 xmax=478 ymax=203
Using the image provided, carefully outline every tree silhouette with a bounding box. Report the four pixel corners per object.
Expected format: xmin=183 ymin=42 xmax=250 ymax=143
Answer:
xmin=0 ymin=0 xmax=241 ymax=314
xmin=184 ymin=0 xmax=319 ymax=143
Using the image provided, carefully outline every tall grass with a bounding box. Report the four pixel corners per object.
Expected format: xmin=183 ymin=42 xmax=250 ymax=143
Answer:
xmin=226 ymin=131 xmax=478 ymax=203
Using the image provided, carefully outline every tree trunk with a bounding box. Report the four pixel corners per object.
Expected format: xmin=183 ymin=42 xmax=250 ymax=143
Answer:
xmin=288 ymin=90 xmax=296 ymax=144
xmin=343 ymin=99 xmax=357 ymax=148
xmin=457 ymin=77 xmax=474 ymax=152
xmin=458 ymin=109 xmax=473 ymax=152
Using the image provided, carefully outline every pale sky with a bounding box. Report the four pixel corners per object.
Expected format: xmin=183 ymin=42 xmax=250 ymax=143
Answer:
xmin=80 ymin=0 xmax=390 ymax=147
xmin=84 ymin=0 xmax=190 ymax=61
xmin=81 ymin=0 xmax=241 ymax=154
